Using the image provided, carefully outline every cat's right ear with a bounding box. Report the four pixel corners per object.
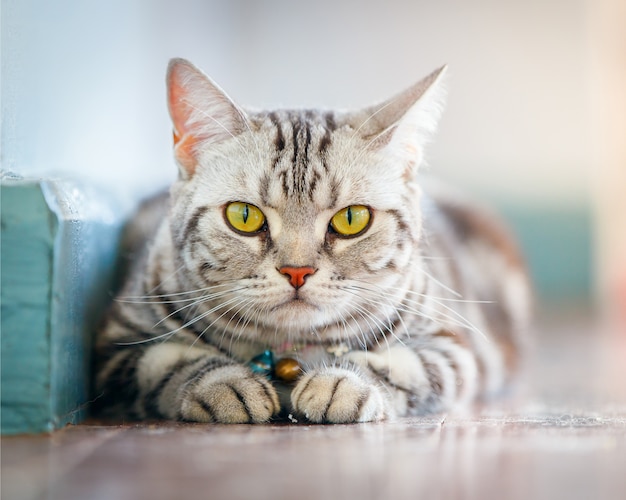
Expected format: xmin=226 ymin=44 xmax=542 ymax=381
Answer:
xmin=167 ymin=58 xmax=249 ymax=178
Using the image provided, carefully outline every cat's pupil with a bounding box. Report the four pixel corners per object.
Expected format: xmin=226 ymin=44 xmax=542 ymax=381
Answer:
xmin=242 ymin=204 xmax=249 ymax=224
xmin=347 ymin=207 xmax=353 ymax=225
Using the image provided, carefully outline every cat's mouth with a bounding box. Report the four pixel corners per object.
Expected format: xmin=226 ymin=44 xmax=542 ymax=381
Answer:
xmin=272 ymin=296 xmax=316 ymax=311
xmin=269 ymin=292 xmax=321 ymax=315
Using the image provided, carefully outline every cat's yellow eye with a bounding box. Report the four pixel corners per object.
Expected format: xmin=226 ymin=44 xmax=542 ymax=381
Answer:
xmin=225 ymin=202 xmax=266 ymax=234
xmin=330 ymin=205 xmax=371 ymax=237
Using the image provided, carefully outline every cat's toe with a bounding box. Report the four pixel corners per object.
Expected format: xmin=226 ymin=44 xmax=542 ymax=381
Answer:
xmin=180 ymin=365 xmax=280 ymax=424
xmin=291 ymin=367 xmax=387 ymax=424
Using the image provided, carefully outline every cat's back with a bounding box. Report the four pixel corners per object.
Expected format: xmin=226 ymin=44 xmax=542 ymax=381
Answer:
xmin=420 ymin=178 xmax=531 ymax=377
xmin=421 ymin=178 xmax=525 ymax=269
xmin=117 ymin=190 xmax=170 ymax=278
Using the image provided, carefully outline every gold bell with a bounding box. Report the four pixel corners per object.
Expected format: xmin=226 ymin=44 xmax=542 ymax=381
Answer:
xmin=274 ymin=357 xmax=302 ymax=382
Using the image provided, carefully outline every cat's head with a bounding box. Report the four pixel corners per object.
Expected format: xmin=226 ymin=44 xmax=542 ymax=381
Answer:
xmin=164 ymin=58 xmax=446 ymax=342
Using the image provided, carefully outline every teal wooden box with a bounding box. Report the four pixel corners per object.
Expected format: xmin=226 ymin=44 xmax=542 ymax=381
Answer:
xmin=1 ymin=179 xmax=123 ymax=434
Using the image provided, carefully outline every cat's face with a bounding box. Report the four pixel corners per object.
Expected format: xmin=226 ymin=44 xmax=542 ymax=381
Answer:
xmin=164 ymin=59 xmax=445 ymax=340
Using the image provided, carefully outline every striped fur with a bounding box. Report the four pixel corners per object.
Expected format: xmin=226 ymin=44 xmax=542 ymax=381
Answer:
xmin=94 ymin=59 xmax=531 ymax=424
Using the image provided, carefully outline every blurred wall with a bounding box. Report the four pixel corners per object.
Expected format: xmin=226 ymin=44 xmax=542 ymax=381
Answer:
xmin=2 ymin=0 xmax=592 ymax=205
xmin=587 ymin=0 xmax=626 ymax=318
xmin=2 ymin=0 xmax=605 ymax=301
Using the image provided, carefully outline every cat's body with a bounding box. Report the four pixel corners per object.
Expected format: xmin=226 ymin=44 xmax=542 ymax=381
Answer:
xmin=94 ymin=59 xmax=530 ymax=423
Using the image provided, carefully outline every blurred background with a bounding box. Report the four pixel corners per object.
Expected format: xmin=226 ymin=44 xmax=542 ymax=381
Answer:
xmin=2 ymin=0 xmax=625 ymax=316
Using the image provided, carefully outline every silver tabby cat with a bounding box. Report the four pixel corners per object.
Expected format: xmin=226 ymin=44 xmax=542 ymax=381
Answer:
xmin=95 ymin=58 xmax=530 ymax=424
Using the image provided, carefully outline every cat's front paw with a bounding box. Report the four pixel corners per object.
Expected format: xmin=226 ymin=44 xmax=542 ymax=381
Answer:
xmin=291 ymin=367 xmax=387 ymax=424
xmin=180 ymin=364 xmax=280 ymax=424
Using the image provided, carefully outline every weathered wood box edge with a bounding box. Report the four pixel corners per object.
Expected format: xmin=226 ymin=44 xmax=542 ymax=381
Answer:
xmin=1 ymin=179 xmax=124 ymax=434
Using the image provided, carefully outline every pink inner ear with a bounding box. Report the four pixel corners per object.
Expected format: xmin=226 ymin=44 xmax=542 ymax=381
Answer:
xmin=172 ymin=130 xmax=198 ymax=174
xmin=168 ymin=70 xmax=192 ymax=135
xmin=168 ymin=65 xmax=202 ymax=174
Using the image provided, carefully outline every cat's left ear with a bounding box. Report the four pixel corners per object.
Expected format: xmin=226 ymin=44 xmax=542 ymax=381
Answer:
xmin=167 ymin=58 xmax=250 ymax=178
xmin=355 ymin=66 xmax=447 ymax=177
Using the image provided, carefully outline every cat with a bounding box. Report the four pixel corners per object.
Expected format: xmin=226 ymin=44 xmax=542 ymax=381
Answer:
xmin=94 ymin=58 xmax=531 ymax=424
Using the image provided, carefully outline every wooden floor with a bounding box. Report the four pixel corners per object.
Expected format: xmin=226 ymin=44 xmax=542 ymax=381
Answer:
xmin=3 ymin=306 xmax=626 ymax=500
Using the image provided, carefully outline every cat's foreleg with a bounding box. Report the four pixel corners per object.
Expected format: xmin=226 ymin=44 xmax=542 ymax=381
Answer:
xmin=289 ymin=338 xmax=476 ymax=423
xmin=344 ymin=338 xmax=479 ymax=416
xmin=97 ymin=343 xmax=280 ymax=423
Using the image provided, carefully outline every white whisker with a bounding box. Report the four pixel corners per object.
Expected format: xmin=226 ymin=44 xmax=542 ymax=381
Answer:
xmin=345 ymin=280 xmax=489 ymax=343
xmin=145 ymin=264 xmax=186 ymax=296
xmin=152 ymin=287 xmax=246 ymax=327
xmin=418 ymin=268 xmax=463 ymax=298
xmin=349 ymin=98 xmax=397 ymax=141
xmin=183 ymin=99 xmax=250 ymax=158
xmin=118 ymin=282 xmax=237 ymax=303
xmin=114 ymin=300 xmax=244 ymax=346
xmin=189 ymin=297 xmax=253 ymax=350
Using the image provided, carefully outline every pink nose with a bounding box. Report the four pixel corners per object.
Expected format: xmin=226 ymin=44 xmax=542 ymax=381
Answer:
xmin=279 ymin=266 xmax=316 ymax=289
